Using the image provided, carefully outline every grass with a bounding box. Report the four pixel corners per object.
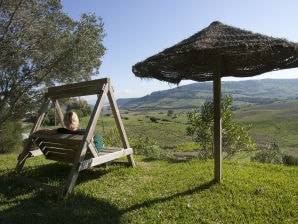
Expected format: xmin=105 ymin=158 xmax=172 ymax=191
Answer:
xmin=1 ymin=153 xmax=297 ymax=223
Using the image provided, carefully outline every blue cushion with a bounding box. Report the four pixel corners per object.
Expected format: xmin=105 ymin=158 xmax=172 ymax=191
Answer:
xmin=93 ymin=133 xmax=103 ymax=152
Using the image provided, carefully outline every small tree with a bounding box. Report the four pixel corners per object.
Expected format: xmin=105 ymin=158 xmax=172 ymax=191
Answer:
xmin=66 ymin=98 xmax=92 ymax=117
xmin=186 ymin=95 xmax=255 ymax=158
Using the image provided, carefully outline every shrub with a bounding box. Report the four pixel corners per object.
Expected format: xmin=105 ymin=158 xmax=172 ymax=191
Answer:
xmin=251 ymin=143 xmax=283 ymax=164
xmin=167 ymin=109 xmax=174 ymax=116
xmin=0 ymin=121 xmax=23 ymax=153
xmin=186 ymin=95 xmax=256 ymax=158
xmin=149 ymin=117 xmax=158 ymax=123
xmin=282 ymin=154 xmax=298 ymax=166
xmin=130 ymin=136 xmax=172 ymax=159
xmin=66 ymin=98 xmax=92 ymax=117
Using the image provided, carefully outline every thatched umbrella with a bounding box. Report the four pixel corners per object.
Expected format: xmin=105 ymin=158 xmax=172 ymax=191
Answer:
xmin=132 ymin=21 xmax=298 ymax=181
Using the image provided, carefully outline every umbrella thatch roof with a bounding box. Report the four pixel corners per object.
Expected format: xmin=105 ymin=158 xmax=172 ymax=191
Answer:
xmin=132 ymin=21 xmax=298 ymax=83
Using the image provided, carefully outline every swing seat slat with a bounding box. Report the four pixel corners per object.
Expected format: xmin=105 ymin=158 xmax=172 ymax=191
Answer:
xmin=31 ymin=133 xmax=82 ymax=163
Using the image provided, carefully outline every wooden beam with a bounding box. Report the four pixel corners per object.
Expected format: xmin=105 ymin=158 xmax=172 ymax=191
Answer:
xmin=53 ymin=99 xmax=64 ymax=127
xmin=45 ymin=78 xmax=110 ymax=99
xmin=213 ymin=70 xmax=222 ymax=182
xmin=78 ymin=148 xmax=133 ymax=171
xmin=31 ymin=98 xmax=51 ymax=134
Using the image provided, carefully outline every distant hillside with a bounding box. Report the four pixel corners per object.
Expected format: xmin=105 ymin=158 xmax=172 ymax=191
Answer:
xmin=117 ymin=98 xmax=138 ymax=107
xmin=118 ymin=79 xmax=298 ymax=110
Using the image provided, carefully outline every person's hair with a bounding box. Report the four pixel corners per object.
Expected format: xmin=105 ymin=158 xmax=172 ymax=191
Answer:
xmin=64 ymin=111 xmax=79 ymax=131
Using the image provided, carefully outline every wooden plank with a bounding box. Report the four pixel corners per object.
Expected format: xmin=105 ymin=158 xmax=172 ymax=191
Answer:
xmin=45 ymin=78 xmax=110 ymax=99
xmin=99 ymin=149 xmax=121 ymax=154
xmin=45 ymin=152 xmax=75 ymax=163
xmin=33 ymin=140 xmax=80 ymax=153
xmin=78 ymin=148 xmax=133 ymax=171
xmin=53 ymin=99 xmax=64 ymax=127
xmin=36 ymin=139 xmax=81 ymax=148
xmin=31 ymin=133 xmax=84 ymax=141
xmin=42 ymin=146 xmax=76 ymax=155
xmin=29 ymin=149 xmax=43 ymax=157
xmin=31 ymin=99 xmax=51 ymax=134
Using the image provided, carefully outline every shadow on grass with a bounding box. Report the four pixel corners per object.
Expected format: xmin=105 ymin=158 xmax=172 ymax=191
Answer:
xmin=120 ymin=179 xmax=215 ymax=215
xmin=0 ymin=166 xmax=121 ymax=224
xmin=14 ymin=161 xmax=123 ymax=187
xmin=1 ymin=163 xmax=215 ymax=224
xmin=0 ymin=191 xmax=121 ymax=224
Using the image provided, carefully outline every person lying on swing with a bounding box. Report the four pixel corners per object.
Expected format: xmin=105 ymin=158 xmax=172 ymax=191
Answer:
xmin=34 ymin=111 xmax=103 ymax=151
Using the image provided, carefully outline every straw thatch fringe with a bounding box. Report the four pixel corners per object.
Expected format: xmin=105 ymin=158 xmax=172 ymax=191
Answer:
xmin=132 ymin=21 xmax=298 ymax=84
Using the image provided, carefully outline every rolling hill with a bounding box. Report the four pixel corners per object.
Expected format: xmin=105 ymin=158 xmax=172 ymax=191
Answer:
xmin=117 ymin=79 xmax=298 ymax=110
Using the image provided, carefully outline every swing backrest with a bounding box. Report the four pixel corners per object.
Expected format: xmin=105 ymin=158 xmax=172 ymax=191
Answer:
xmin=31 ymin=78 xmax=111 ymax=163
xmin=31 ymin=133 xmax=90 ymax=163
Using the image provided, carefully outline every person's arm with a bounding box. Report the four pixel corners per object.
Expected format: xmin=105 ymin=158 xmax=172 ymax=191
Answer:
xmin=33 ymin=129 xmax=58 ymax=135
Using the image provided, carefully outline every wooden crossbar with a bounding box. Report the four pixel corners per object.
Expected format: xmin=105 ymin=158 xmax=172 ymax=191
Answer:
xmin=45 ymin=78 xmax=110 ymax=99
xmin=78 ymin=148 xmax=133 ymax=171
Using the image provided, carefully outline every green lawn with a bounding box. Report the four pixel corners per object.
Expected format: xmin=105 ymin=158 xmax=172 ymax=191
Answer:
xmin=1 ymin=153 xmax=297 ymax=223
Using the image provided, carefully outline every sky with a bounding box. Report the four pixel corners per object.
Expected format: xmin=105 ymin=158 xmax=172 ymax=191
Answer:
xmin=60 ymin=0 xmax=298 ymax=101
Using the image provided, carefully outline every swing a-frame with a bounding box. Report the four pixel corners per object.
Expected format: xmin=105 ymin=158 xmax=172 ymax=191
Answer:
xmin=16 ymin=78 xmax=136 ymax=197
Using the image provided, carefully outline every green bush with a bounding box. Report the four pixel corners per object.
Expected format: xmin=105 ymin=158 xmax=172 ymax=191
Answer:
xmin=282 ymin=154 xmax=298 ymax=166
xmin=251 ymin=143 xmax=298 ymax=166
xmin=0 ymin=121 xmax=23 ymax=153
xmin=66 ymin=98 xmax=92 ymax=117
xmin=186 ymin=95 xmax=256 ymax=159
xmin=251 ymin=143 xmax=283 ymax=164
xmin=130 ymin=136 xmax=172 ymax=159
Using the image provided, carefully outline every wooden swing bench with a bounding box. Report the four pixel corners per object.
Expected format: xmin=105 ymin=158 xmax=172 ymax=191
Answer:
xmin=15 ymin=78 xmax=135 ymax=197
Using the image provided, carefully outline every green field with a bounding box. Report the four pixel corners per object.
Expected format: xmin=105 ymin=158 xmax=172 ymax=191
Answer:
xmin=91 ymin=100 xmax=298 ymax=158
xmin=234 ymin=100 xmax=298 ymax=157
xmin=1 ymin=154 xmax=297 ymax=223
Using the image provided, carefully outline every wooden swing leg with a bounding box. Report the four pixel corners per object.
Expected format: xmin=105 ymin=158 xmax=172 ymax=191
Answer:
xmin=64 ymin=171 xmax=79 ymax=198
xmin=15 ymin=151 xmax=30 ymax=172
xmin=127 ymin=154 xmax=136 ymax=167
xmin=15 ymin=139 xmax=35 ymax=172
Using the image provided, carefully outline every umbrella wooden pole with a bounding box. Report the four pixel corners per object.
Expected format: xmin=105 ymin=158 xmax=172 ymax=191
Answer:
xmin=213 ymin=72 xmax=222 ymax=182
